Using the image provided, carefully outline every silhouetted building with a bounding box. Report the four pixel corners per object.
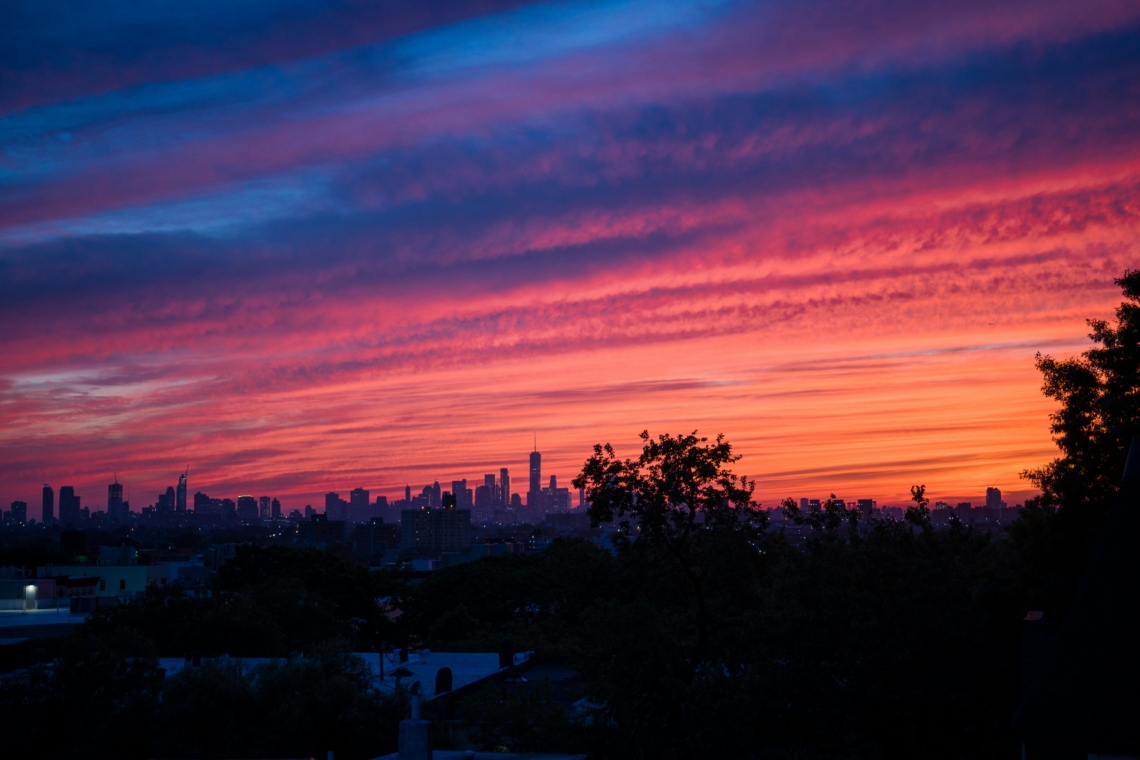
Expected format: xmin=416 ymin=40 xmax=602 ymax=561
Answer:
xmin=500 ymin=468 xmax=511 ymax=508
xmin=451 ymin=480 xmax=473 ymax=510
xmin=9 ymin=501 xmax=27 ymax=525
xmin=430 ymin=481 xmax=442 ymax=508
xmin=300 ymin=513 xmax=345 ymax=545
xmin=529 ymin=450 xmax=542 ymax=507
xmin=158 ymin=486 xmax=176 ymax=514
xmin=325 ymin=492 xmax=348 ymax=521
xmin=350 ymin=487 xmax=370 ymax=522
xmin=401 ymin=504 xmax=472 ymax=555
xmin=986 ymin=487 xmax=1002 ymax=509
xmin=42 ymin=484 xmax=54 ymax=524
xmin=271 ymin=497 xmax=281 ymax=520
xmin=236 ymin=495 xmax=258 ymax=522
xmin=108 ymin=480 xmax=124 ymax=521
xmin=176 ymin=472 xmax=188 ymax=512
xmin=350 ymin=518 xmax=400 ymax=564
xmin=539 ymin=475 xmax=572 ymax=513
xmin=259 ymin=496 xmax=271 ymax=520
xmin=58 ymin=486 xmax=80 ymax=525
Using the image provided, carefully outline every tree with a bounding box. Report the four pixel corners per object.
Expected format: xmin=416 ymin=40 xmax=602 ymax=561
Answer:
xmin=572 ymin=431 xmax=762 ymax=650
xmin=1022 ymin=269 xmax=1140 ymax=520
xmin=1013 ymin=270 xmax=1140 ymax=615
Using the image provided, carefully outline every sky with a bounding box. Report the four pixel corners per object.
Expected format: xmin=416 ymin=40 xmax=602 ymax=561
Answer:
xmin=2 ymin=0 xmax=1139 ymax=511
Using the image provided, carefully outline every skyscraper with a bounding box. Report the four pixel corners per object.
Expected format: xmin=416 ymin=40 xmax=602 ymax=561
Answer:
xmin=986 ymin=487 xmax=1002 ymax=509
xmin=10 ymin=501 xmax=27 ymax=525
xmin=271 ymin=497 xmax=281 ymax=520
xmin=108 ymin=480 xmax=124 ymax=520
xmin=176 ymin=472 xmax=188 ymax=512
xmin=58 ymin=486 xmax=79 ymax=524
xmin=451 ymin=479 xmax=472 ymax=510
xmin=529 ymin=449 xmax=541 ymax=505
xmin=237 ymin=495 xmax=258 ymax=522
xmin=350 ymin=488 xmax=370 ymax=522
xmin=259 ymin=496 xmax=271 ymax=519
xmin=430 ymin=481 xmax=442 ymax=508
xmin=325 ymin=492 xmax=348 ymax=521
xmin=42 ymin=484 xmax=54 ymax=524
xmin=500 ymin=467 xmax=511 ymax=507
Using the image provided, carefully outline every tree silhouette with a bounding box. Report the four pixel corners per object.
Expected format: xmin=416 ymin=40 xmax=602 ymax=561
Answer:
xmin=573 ymin=430 xmax=761 ymax=649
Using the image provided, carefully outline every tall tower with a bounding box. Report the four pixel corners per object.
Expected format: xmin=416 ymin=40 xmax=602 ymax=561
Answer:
xmin=108 ymin=479 xmax=124 ymax=520
xmin=985 ymin=487 xmax=1002 ymax=509
xmin=58 ymin=486 xmax=78 ymax=524
xmin=500 ymin=467 xmax=510 ymax=507
xmin=529 ymin=448 xmax=541 ymax=506
xmin=176 ymin=471 xmax=188 ymax=512
xmin=42 ymin=484 xmax=54 ymax=524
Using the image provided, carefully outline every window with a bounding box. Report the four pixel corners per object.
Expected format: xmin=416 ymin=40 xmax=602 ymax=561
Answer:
xmin=119 ymin=579 xmax=126 ymax=591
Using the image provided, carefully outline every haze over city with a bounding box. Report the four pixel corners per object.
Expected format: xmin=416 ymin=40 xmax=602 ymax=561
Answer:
xmin=3 ymin=1 xmax=1139 ymax=507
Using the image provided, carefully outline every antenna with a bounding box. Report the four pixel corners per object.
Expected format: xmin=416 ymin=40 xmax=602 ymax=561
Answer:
xmin=534 ymin=433 xmax=537 ymax=452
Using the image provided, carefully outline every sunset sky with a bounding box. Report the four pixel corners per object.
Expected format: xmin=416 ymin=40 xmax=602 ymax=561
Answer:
xmin=2 ymin=0 xmax=1139 ymax=510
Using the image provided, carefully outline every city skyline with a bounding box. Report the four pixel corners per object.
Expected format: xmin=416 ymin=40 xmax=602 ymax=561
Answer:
xmin=4 ymin=2 xmax=1140 ymax=509
xmin=11 ymin=452 xmax=1015 ymax=520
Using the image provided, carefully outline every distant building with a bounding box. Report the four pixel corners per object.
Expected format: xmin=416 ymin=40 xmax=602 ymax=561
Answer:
xmin=42 ymin=484 xmax=54 ymax=524
xmin=58 ymin=486 xmax=80 ymax=525
xmin=857 ymin=499 xmax=875 ymax=515
xmin=300 ymin=513 xmax=345 ymax=545
xmin=501 ymin=468 xmax=511 ymax=508
xmin=325 ymin=492 xmax=348 ymax=521
xmin=259 ymin=496 xmax=271 ymax=520
xmin=986 ymin=487 xmax=1002 ymax=509
xmin=401 ymin=504 xmax=472 ymax=555
xmin=541 ymin=475 xmax=572 ymax=513
xmin=350 ymin=518 xmax=400 ymax=564
xmin=98 ymin=545 xmax=137 ymax=566
xmin=451 ymin=479 xmax=473 ymax=510
xmin=176 ymin=472 xmax=188 ymax=512
xmin=9 ymin=501 xmax=27 ymax=525
xmin=529 ymin=450 xmax=542 ymax=508
xmin=271 ymin=497 xmax=281 ymax=520
xmin=108 ymin=480 xmax=124 ymax=521
xmin=236 ymin=495 xmax=258 ymax=522
xmin=350 ymin=488 xmax=370 ymax=522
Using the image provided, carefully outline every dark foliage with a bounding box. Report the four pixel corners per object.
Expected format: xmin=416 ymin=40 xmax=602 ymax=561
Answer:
xmin=1012 ymin=270 xmax=1140 ymax=617
xmin=83 ymin=544 xmax=407 ymax=656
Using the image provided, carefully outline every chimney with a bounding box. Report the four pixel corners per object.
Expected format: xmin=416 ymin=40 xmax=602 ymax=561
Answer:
xmin=397 ymin=694 xmax=431 ymax=760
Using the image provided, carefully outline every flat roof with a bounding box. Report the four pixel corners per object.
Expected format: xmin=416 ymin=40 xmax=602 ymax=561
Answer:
xmin=0 ymin=609 xmax=90 ymax=628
